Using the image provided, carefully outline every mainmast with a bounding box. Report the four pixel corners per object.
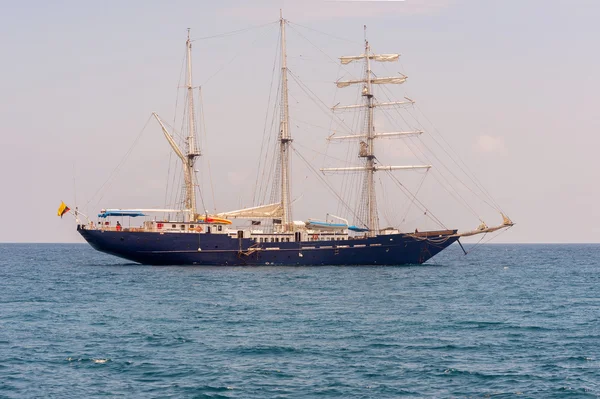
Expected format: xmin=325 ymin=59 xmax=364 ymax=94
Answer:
xmin=279 ymin=11 xmax=293 ymax=231
xmin=153 ymin=29 xmax=201 ymax=221
xmin=323 ymin=26 xmax=431 ymax=237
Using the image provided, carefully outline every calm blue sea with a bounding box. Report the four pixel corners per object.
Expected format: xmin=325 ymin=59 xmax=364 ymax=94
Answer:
xmin=0 ymin=243 xmax=598 ymax=398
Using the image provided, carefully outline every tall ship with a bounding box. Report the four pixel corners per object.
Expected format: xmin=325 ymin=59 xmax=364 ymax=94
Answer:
xmin=66 ymin=15 xmax=513 ymax=265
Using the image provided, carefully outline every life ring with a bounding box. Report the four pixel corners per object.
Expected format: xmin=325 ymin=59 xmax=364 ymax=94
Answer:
xmin=312 ymin=234 xmax=318 ymax=240
xmin=195 ymin=226 xmax=203 ymax=232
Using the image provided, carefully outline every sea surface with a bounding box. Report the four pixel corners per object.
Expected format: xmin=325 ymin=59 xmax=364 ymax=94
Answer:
xmin=0 ymin=243 xmax=598 ymax=398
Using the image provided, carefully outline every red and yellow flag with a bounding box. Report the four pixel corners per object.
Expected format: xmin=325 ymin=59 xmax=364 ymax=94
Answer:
xmin=57 ymin=201 xmax=70 ymax=218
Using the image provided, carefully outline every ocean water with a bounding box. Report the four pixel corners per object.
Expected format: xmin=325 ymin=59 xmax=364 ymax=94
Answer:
xmin=0 ymin=244 xmax=598 ymax=398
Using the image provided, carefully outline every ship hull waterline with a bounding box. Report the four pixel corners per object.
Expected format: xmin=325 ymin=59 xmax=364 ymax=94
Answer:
xmin=78 ymin=226 xmax=459 ymax=266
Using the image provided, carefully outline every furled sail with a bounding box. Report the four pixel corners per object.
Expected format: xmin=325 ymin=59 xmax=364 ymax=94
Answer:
xmin=215 ymin=203 xmax=283 ymax=219
xmin=336 ymin=76 xmax=407 ymax=88
xmin=332 ymin=98 xmax=415 ymax=111
xmin=321 ymin=165 xmax=431 ymax=172
xmin=340 ymin=54 xmax=400 ymax=64
xmin=328 ymin=130 xmax=423 ymax=141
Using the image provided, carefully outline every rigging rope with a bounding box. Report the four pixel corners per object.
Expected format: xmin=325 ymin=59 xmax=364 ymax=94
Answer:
xmin=293 ymin=140 xmax=361 ymax=165
xmin=412 ymin=103 xmax=505 ymax=213
xmin=372 ymin=87 xmax=487 ymax=222
xmin=378 ymin=177 xmax=395 ymax=227
xmin=376 ymin=79 xmax=499 ymax=217
xmin=198 ymin=87 xmax=217 ymax=213
xmin=384 ymin=169 xmax=446 ymax=229
xmin=193 ymin=21 xmax=278 ymax=41
xmin=260 ymin=76 xmax=282 ymax=206
xmin=398 ymin=169 xmax=428 ymax=228
xmin=194 ymin=173 xmax=207 ymax=215
xmin=202 ymin=24 xmax=277 ymax=87
xmin=86 ymin=114 xmax=153 ymax=213
xmin=287 ymin=21 xmax=360 ymax=44
xmin=290 ymin=117 xmax=333 ymax=132
xmin=287 ymin=70 xmax=354 ymax=135
xmin=337 ymin=73 xmax=364 ymax=220
xmin=253 ymin=31 xmax=281 ymax=206
xmin=165 ymin=46 xmax=187 ymax=208
xmin=291 ymin=145 xmax=367 ymax=227
xmin=460 ymin=225 xmax=513 ymax=256
xmin=287 ymin=24 xmax=360 ymax=81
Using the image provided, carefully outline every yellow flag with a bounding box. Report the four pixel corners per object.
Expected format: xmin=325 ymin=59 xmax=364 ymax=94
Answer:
xmin=57 ymin=201 xmax=70 ymax=218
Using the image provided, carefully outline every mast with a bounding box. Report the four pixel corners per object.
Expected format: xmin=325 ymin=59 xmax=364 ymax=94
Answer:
xmin=154 ymin=30 xmax=200 ymax=221
xmin=185 ymin=29 xmax=200 ymax=218
xmin=323 ymin=27 xmax=431 ymax=237
xmin=363 ymin=26 xmax=377 ymax=237
xmin=279 ymin=11 xmax=293 ymax=231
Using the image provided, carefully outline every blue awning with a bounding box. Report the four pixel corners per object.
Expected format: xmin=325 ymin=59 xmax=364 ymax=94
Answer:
xmin=98 ymin=210 xmax=146 ymax=218
xmin=348 ymin=225 xmax=369 ymax=232
xmin=305 ymin=219 xmax=370 ymax=232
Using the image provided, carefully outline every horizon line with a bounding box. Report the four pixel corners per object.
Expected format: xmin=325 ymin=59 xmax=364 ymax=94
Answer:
xmin=2 ymin=242 xmax=600 ymax=245
xmin=325 ymin=0 xmax=407 ymax=2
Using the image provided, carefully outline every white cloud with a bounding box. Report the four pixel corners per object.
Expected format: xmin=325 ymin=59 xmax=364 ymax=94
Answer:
xmin=475 ymin=135 xmax=505 ymax=154
xmin=227 ymin=170 xmax=249 ymax=186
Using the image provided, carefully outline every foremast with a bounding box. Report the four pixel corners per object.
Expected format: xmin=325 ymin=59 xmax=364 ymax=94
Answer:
xmin=153 ymin=29 xmax=201 ymax=221
xmin=323 ymin=26 xmax=431 ymax=237
xmin=279 ymin=11 xmax=293 ymax=231
xmin=363 ymin=31 xmax=377 ymax=236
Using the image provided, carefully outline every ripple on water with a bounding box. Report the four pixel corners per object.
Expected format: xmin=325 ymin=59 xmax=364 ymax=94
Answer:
xmin=0 ymin=243 xmax=599 ymax=398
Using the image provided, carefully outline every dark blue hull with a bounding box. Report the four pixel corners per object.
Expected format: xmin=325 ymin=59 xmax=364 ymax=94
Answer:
xmin=77 ymin=226 xmax=458 ymax=266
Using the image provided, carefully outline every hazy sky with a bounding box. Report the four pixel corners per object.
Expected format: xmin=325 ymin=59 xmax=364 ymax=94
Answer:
xmin=1 ymin=0 xmax=598 ymax=243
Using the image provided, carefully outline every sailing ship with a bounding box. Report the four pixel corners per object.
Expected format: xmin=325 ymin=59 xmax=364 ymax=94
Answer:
xmin=73 ymin=15 xmax=513 ymax=265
